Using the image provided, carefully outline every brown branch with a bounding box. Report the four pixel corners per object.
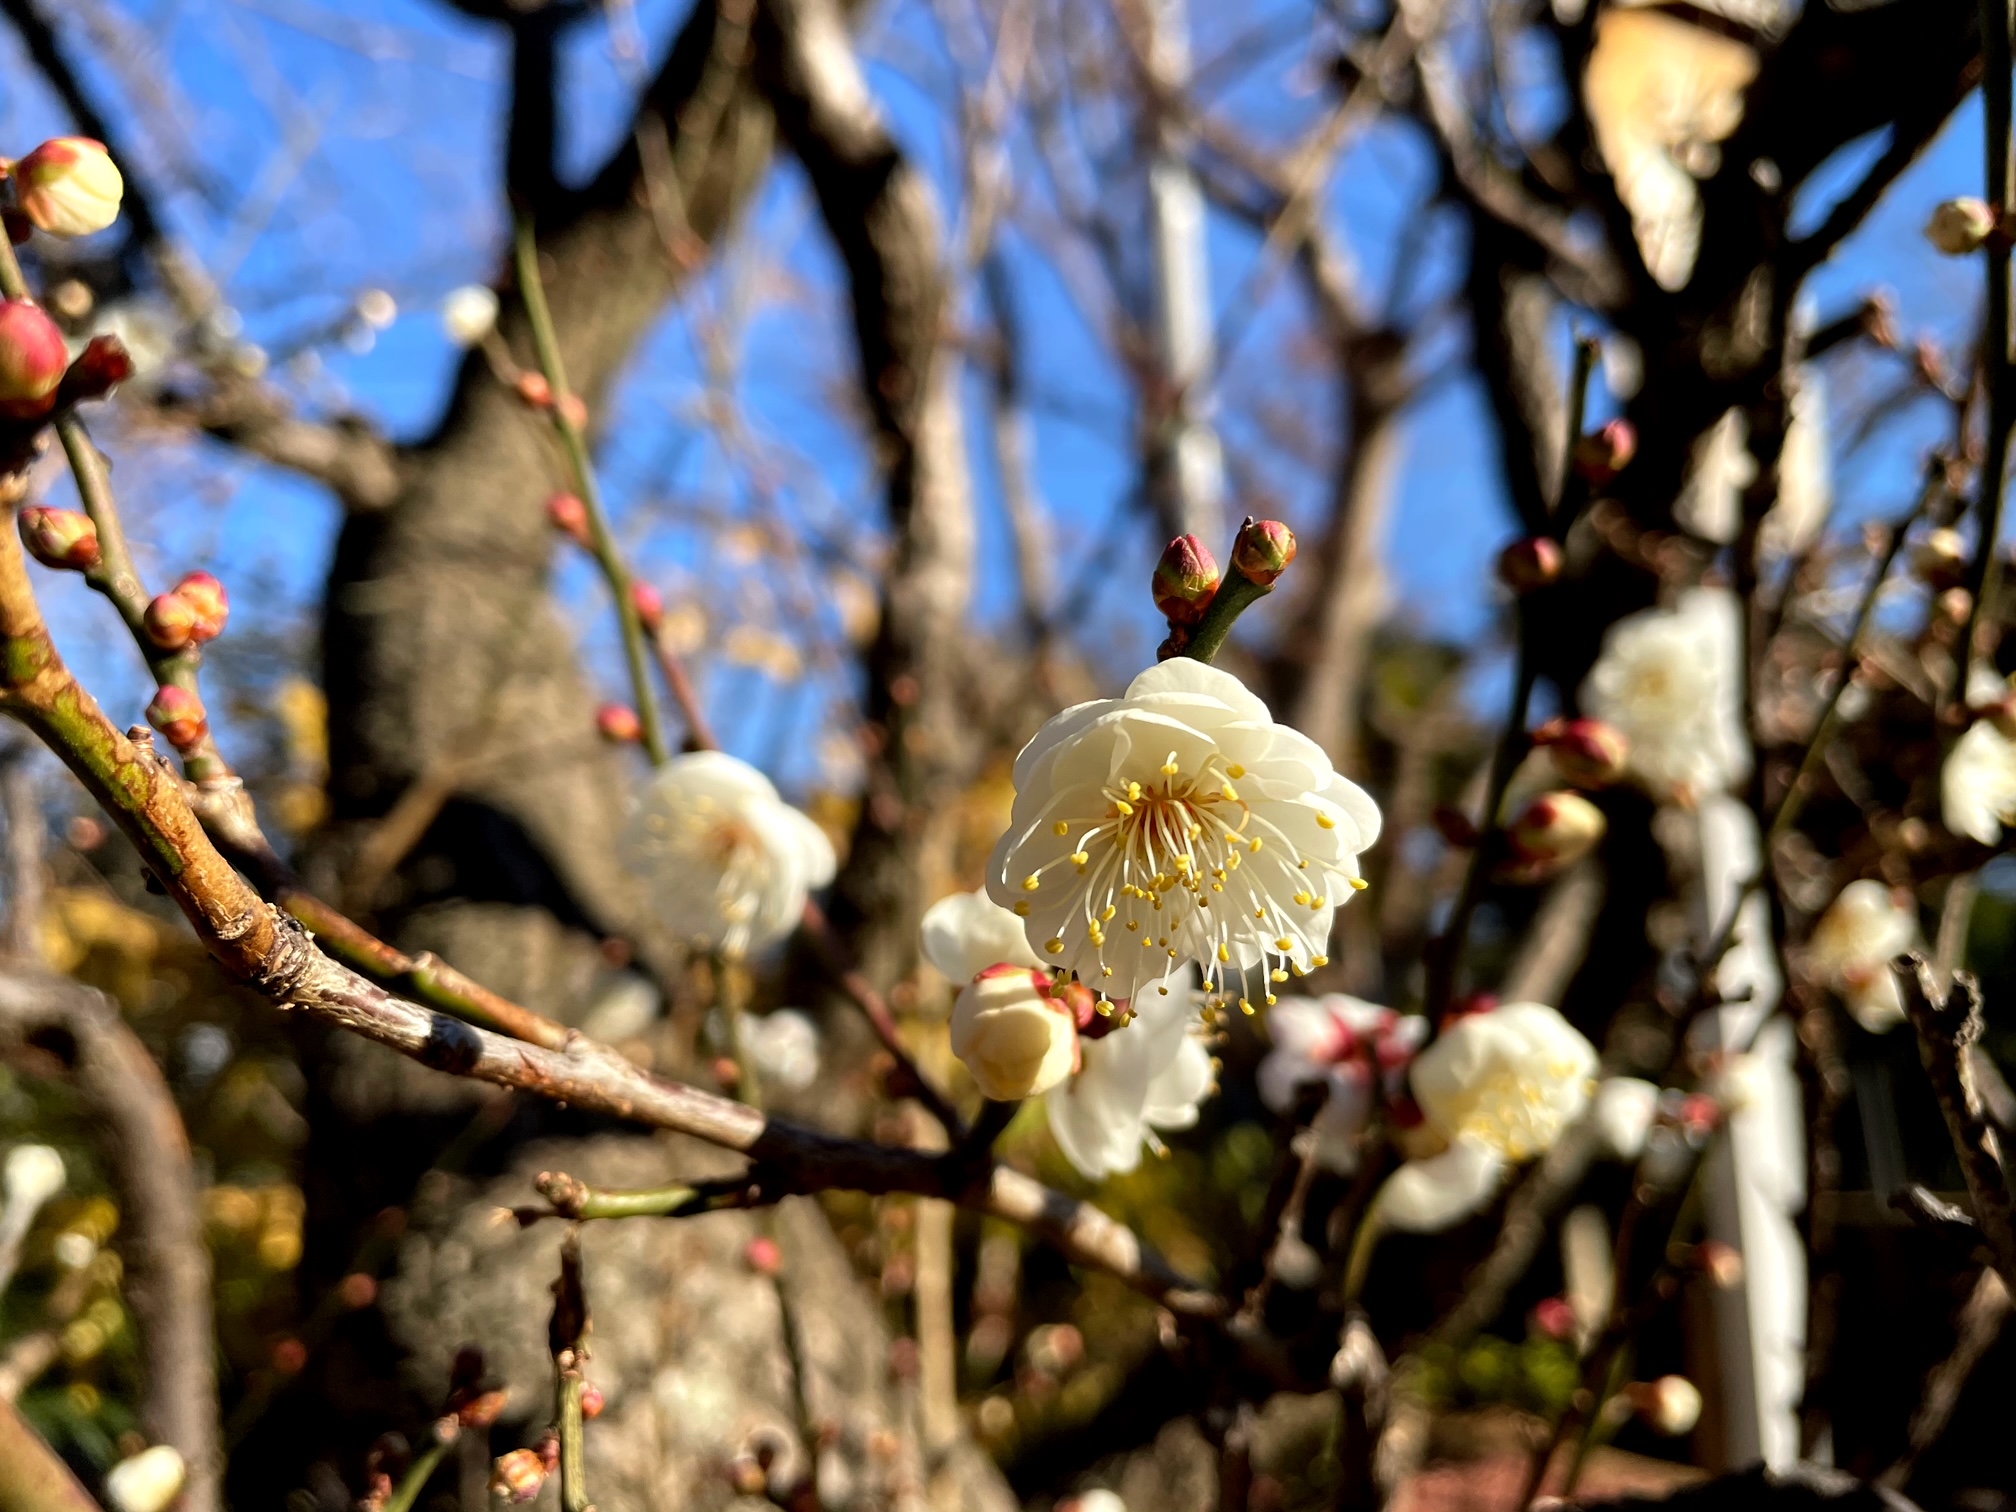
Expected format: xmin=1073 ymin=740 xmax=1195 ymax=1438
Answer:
xmin=0 ymin=1397 xmax=103 ymax=1512
xmin=1880 ymin=1267 xmax=2013 ymax=1492
xmin=0 ymin=971 xmax=218 ymax=1512
xmin=1896 ymin=954 xmax=2016 ymax=1290
xmin=159 ymin=386 xmax=403 ymax=513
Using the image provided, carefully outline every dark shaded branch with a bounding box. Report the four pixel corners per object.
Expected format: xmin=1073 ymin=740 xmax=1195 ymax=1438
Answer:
xmin=1880 ymin=1267 xmax=2012 ymax=1493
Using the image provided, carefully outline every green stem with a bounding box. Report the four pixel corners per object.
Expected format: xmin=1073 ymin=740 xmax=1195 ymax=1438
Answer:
xmin=1179 ymin=571 xmax=1270 ymax=665
xmin=1339 ymin=1203 xmax=1385 ymax=1306
xmin=382 ymin=1439 xmax=449 ymax=1512
xmin=715 ymin=951 xmax=763 ymax=1112
xmin=558 ymin=1374 xmax=589 ymax=1512
xmin=511 ymin=215 xmax=669 ymax=765
xmin=1552 ymin=336 xmax=1599 ymax=537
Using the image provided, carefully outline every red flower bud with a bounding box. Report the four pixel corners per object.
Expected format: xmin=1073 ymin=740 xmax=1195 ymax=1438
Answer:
xmin=1152 ymin=534 xmax=1220 ymax=626
xmin=1230 ymin=518 xmax=1297 ymax=585
xmin=173 ymin=571 xmax=229 ymax=643
xmin=17 ymin=506 xmax=98 ymax=570
xmin=1532 ymin=716 xmax=1628 ymax=788
xmin=145 ymin=685 xmax=209 ymax=750
xmin=545 ymin=492 xmax=590 ymax=545
xmin=59 ymin=335 xmax=133 ymax=404
xmin=1495 ymin=536 xmax=1562 ymax=593
xmin=744 ymin=1235 xmax=782 ymax=1276
xmin=142 ymin=592 xmax=198 ymax=650
xmin=515 ymin=372 xmax=552 ymax=409
xmin=630 ymin=581 xmax=664 ymax=633
xmin=1573 ymin=418 xmax=1637 ymax=485
xmin=1531 ymin=1295 xmax=1577 ymax=1342
xmin=596 ymin=703 xmax=642 ymax=743
xmin=0 ymin=300 xmax=68 ymax=419
xmin=490 ymin=1449 xmax=548 ymax=1504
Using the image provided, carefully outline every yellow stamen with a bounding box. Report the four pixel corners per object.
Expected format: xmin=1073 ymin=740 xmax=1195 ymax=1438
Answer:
xmin=1021 ymin=875 xmax=1041 ymax=892
xmin=1014 ymin=901 xmax=1031 ymax=917
xmin=1316 ymin=812 xmax=1336 ymax=830
xmin=1114 ymin=799 xmax=1135 ymax=817
xmin=1271 ymin=969 xmax=1288 ymax=982
xmin=1217 ymin=943 xmax=1230 ymax=963
xmin=1227 ymin=764 xmax=1245 ymax=779
xmin=1349 ymin=877 xmax=1369 ymax=891
xmin=1053 ymin=820 xmax=1070 ymax=836
xmin=1045 ymin=938 xmax=1065 ymax=954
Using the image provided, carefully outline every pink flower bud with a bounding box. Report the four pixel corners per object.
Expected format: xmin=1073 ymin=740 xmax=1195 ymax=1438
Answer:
xmin=0 ymin=300 xmax=68 ymax=419
xmin=1152 ymin=534 xmax=1220 ymax=626
xmin=457 ymin=1389 xmax=509 ymax=1430
xmin=1495 ymin=536 xmax=1562 ymax=593
xmin=1573 ymin=418 xmax=1637 ymax=485
xmin=744 ymin=1235 xmax=782 ymax=1275
xmin=1505 ymin=790 xmax=1606 ymax=878
xmin=596 ymin=703 xmax=642 ymax=744
xmin=1531 ymin=1296 xmax=1577 ymax=1341
xmin=515 ymin=372 xmax=552 ymax=409
xmin=11 ymin=139 xmax=122 ymax=238
xmin=173 ymin=572 xmax=229 ymax=643
xmin=630 ymin=581 xmax=664 ymax=633
xmin=1927 ymin=197 xmax=2000 ymax=256
xmin=1230 ymin=518 xmax=1297 ymax=585
xmin=557 ymin=393 xmax=588 ymax=430
xmin=145 ymin=685 xmax=208 ymax=750
xmin=142 ymin=592 xmax=198 ymax=651
xmin=1532 ymin=717 xmax=1628 ymax=788
xmin=545 ymin=492 xmax=590 ymax=545
xmin=17 ymin=506 xmax=99 ymax=570
xmin=489 ymin=1449 xmax=548 ymax=1504
xmin=579 ymin=1382 xmax=605 ymax=1420
xmin=61 ymin=335 xmax=133 ymax=403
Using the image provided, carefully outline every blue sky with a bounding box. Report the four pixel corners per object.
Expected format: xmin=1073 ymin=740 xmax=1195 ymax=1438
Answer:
xmin=0 ymin=0 xmax=1995 ymax=795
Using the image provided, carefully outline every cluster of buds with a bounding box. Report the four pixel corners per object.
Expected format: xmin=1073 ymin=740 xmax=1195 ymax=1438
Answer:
xmin=145 ymin=685 xmax=209 ymax=752
xmin=1532 ymin=716 xmax=1629 ymax=788
xmin=5 ymin=138 xmax=123 ymax=240
xmin=1573 ymin=417 xmax=1637 ymax=486
xmin=1503 ymin=790 xmax=1606 ymax=882
xmin=1495 ymin=535 xmax=1562 ymax=594
xmin=17 ymin=505 xmax=99 ymax=571
xmin=515 ymin=370 xmax=589 ymax=430
xmin=489 ymin=1438 xmax=559 ymax=1504
xmin=1925 ymin=197 xmax=2010 ymax=257
xmin=1150 ymin=517 xmax=1298 ymax=655
xmin=143 ymin=571 xmax=229 ymax=651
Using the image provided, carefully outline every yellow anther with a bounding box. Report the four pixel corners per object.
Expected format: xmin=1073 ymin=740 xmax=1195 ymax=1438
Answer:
xmin=1239 ymin=999 xmax=1254 ymax=1015
xmin=1126 ymin=919 xmax=1140 ymax=931
xmin=1158 ymin=985 xmax=1170 ymax=996
xmin=1167 ymin=948 xmax=1178 ymax=958
xmin=1266 ymin=993 xmax=1278 ymax=1006
xmin=1127 ymin=781 xmax=1142 ymax=801
xmin=1096 ymin=998 xmax=1114 ymax=1016
xmin=1316 ymin=812 xmax=1336 ymax=830
xmin=1217 ymin=943 xmax=1231 ymax=963
xmin=1161 ymin=754 xmax=1181 ymax=776
xmin=1271 ymin=969 xmax=1288 ymax=982
xmin=1275 ymin=936 xmax=1293 ymax=951
xmin=1071 ymin=851 xmax=1090 ymax=867
xmin=1227 ymin=852 xmax=1241 ymax=871
xmin=1294 ymin=891 xmax=1311 ymax=907
xmin=1221 ymin=783 xmax=1240 ymax=802
xmin=1174 ymin=855 xmax=1192 ymax=873
xmin=1297 ymin=859 xmax=1310 ymax=870
xmin=1349 ymin=877 xmax=1369 ymax=891
xmin=1212 ymin=882 xmax=1224 ymax=893
xmin=1102 ymin=904 xmax=1117 ymax=921
xmin=1045 ymin=938 xmax=1065 ymax=954
xmin=1312 ymin=955 xmax=1330 ymax=968
xmin=1053 ymin=820 xmax=1071 ymax=836
xmin=1102 ymin=965 xmax=1113 ymax=977
xmin=1249 ymin=838 xmax=1263 ymax=853
xmin=1114 ymin=799 xmax=1135 ymax=817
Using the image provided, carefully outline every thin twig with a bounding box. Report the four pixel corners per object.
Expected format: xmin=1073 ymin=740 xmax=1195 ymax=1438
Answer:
xmin=550 ymin=1231 xmax=593 ymax=1512
xmin=1879 ymin=1267 xmax=2012 ymax=1492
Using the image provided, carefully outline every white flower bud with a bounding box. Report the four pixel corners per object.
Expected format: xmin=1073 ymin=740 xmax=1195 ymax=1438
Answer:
xmin=440 ymin=285 xmax=499 ymax=348
xmin=950 ymin=965 xmax=1077 ymax=1100
xmin=1927 ymin=197 xmax=1999 ymax=256
xmin=1625 ymin=1375 xmax=1702 ymax=1436
xmin=3 ymin=1144 xmax=64 ymax=1211
xmin=1592 ymin=1077 xmax=1660 ymax=1161
xmin=104 ymin=1446 xmax=186 ymax=1512
xmin=12 ymin=138 xmax=123 ymax=237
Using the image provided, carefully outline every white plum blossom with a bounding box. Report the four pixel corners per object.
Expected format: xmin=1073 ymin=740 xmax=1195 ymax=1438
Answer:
xmin=622 ymin=751 xmax=836 ymax=957
xmin=3 ymin=1144 xmax=64 ymax=1210
xmin=1805 ymin=880 xmax=1920 ymax=1033
xmin=921 ymin=888 xmax=1043 ymax=983
xmin=1582 ymin=589 xmax=1749 ymax=802
xmin=743 ymin=1008 xmax=822 ymax=1092
xmin=1944 ymin=700 xmax=2016 ymax=847
xmin=988 ymin=660 xmax=1380 ymax=1003
xmin=1375 ymin=1003 xmax=1598 ymax=1232
xmin=1258 ymin=995 xmax=1426 ymax=1172
xmin=1047 ymin=991 xmax=1214 ymax=1179
xmin=103 ymin=1446 xmax=186 ymax=1512
xmin=1592 ymin=1076 xmax=1661 ymax=1161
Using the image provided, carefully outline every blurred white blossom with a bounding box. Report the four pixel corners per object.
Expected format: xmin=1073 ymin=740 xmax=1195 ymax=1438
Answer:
xmin=1582 ymin=589 xmax=1749 ymax=802
xmin=1375 ymin=1003 xmax=1597 ymax=1232
xmin=743 ymin=1008 xmax=821 ymax=1093
xmin=949 ymin=965 xmax=1077 ymax=1101
xmin=440 ymin=284 xmax=499 ymax=348
xmin=1592 ymin=1076 xmax=1661 ymax=1161
xmin=1805 ymin=880 xmax=1919 ymax=1032
xmin=622 ymin=751 xmax=836 ymax=956
xmin=104 ymin=1446 xmax=186 ymax=1512
xmin=988 ymin=661 xmax=1379 ymax=1003
xmin=1258 ymin=995 xmax=1425 ymax=1172
xmin=1944 ymin=697 xmax=2016 ymax=846
xmin=3 ymin=1144 xmax=63 ymax=1210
